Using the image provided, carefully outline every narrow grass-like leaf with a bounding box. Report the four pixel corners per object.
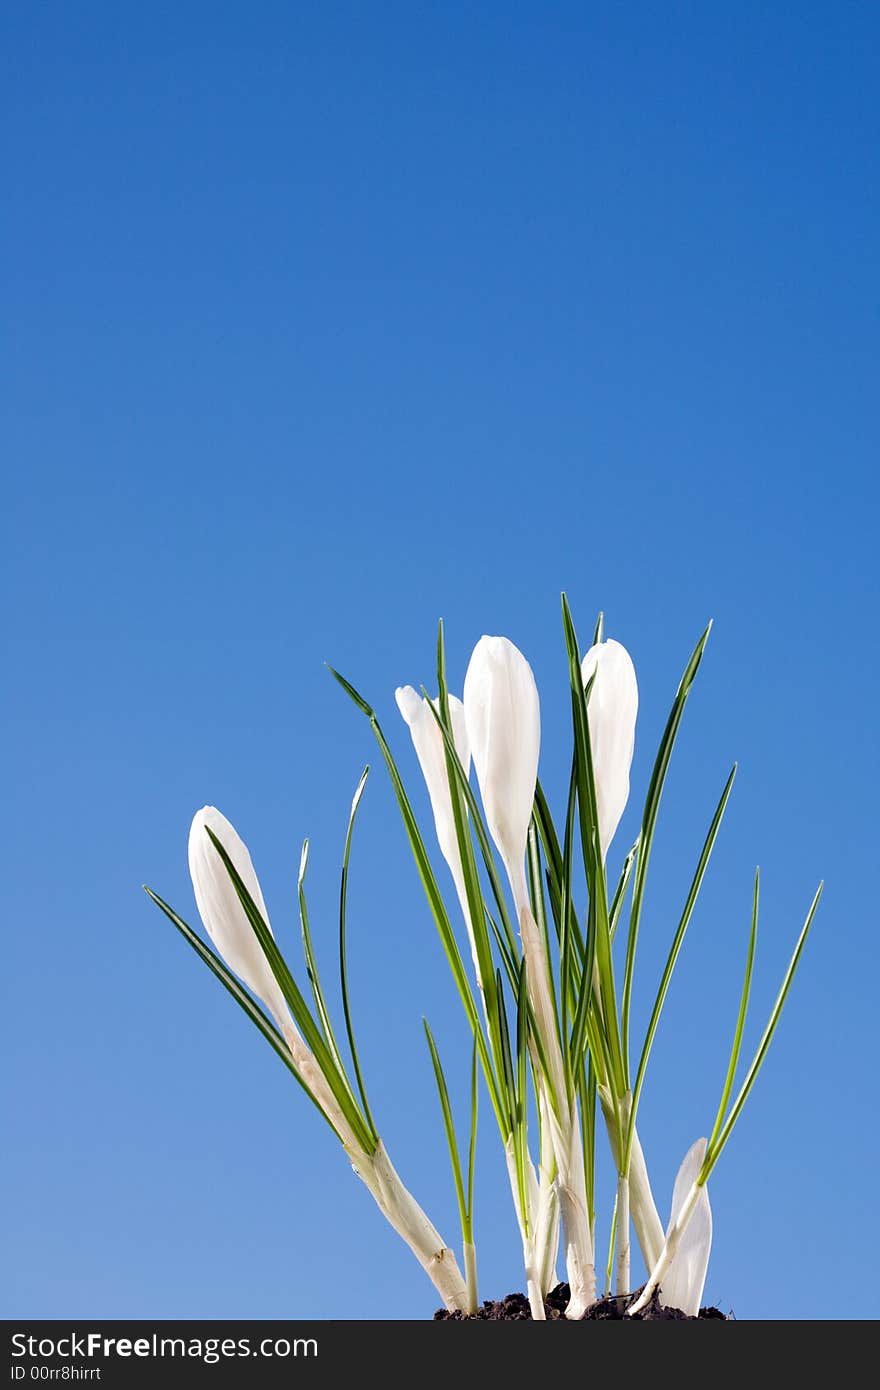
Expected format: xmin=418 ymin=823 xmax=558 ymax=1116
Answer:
xmin=297 ymin=839 xmax=357 ymax=1104
xmin=527 ymin=820 xmax=554 ymax=971
xmin=493 ymin=968 xmax=529 ymax=1227
xmin=467 ymin=1037 xmax=479 ymax=1226
xmin=535 ymin=787 xmax=594 ymax=1078
xmin=558 ymin=762 xmax=578 ymax=1045
xmin=205 ymin=827 xmax=376 ymax=1154
xmin=326 ymin=667 xmax=373 ymax=717
xmin=423 ymin=679 xmax=518 ymax=959
xmin=488 ymin=909 xmax=520 ymax=992
xmin=707 ymin=868 xmax=759 ymax=1157
xmin=561 ymin=593 xmax=626 ymax=1095
xmin=493 ymin=968 xmax=517 ymax=1130
xmin=514 ymin=958 xmax=532 ymax=1234
xmin=526 ymin=821 xmax=562 ymax=1059
xmin=515 ymin=957 xmax=530 ymax=1124
xmin=577 ymin=1055 xmax=597 ymax=1229
xmin=702 ymin=881 xmax=823 ymax=1180
xmin=625 ymin=764 xmax=737 ymax=1162
xmin=604 ymin=1192 xmax=618 ymax=1296
xmin=143 ymin=887 xmax=334 ymax=1131
xmin=424 ymin=1020 xmax=469 ymax=1236
xmin=569 ymin=949 xmax=615 ymax=1094
xmin=622 ymin=619 xmax=713 ymax=1077
xmin=534 ymin=778 xmax=586 ymax=969
xmin=339 ymin=766 xmax=379 ymax=1144
xmin=327 ymin=664 xmax=506 ymax=1131
xmin=609 ymin=837 xmax=639 ymax=943
xmin=434 ymin=624 xmax=507 ymax=1098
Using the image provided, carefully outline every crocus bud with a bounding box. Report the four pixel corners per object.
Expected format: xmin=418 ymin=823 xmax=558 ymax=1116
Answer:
xmin=188 ymin=806 xmax=289 ymax=1029
xmin=580 ymin=638 xmax=638 ymax=859
xmin=463 ymin=635 xmax=540 ymax=914
xmin=394 ymin=686 xmax=471 ymax=900
xmin=660 ymin=1138 xmax=712 ymax=1316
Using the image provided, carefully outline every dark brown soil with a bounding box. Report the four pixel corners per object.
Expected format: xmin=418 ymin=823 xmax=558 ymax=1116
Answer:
xmin=435 ymin=1282 xmax=728 ymax=1320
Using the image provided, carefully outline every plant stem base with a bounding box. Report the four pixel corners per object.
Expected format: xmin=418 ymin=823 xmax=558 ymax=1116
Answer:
xmin=434 ymin=1283 xmax=728 ymax=1321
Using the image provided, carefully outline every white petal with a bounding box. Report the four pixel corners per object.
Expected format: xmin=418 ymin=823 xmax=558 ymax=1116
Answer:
xmin=659 ymin=1138 xmax=712 ymax=1316
xmin=446 ymin=694 xmax=471 ymax=781
xmin=188 ymin=806 xmax=289 ymax=1028
xmin=463 ymin=635 xmax=540 ymax=911
xmin=580 ymin=638 xmax=638 ymax=858
xmin=395 ymin=687 xmax=471 ymax=888
xmin=394 ymin=684 xmax=423 ymax=728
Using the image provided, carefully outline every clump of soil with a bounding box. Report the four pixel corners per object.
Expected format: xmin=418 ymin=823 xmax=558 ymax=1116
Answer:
xmin=435 ymin=1282 xmax=728 ymax=1320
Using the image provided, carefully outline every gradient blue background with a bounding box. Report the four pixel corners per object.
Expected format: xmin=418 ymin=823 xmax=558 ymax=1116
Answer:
xmin=3 ymin=2 xmax=877 ymax=1321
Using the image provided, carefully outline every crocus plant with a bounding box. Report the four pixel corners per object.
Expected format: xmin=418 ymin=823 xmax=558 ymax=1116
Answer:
xmin=145 ymin=597 xmax=821 ymax=1320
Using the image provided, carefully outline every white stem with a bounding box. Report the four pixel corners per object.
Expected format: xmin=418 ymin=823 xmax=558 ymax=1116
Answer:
xmin=611 ymin=1093 xmax=632 ymax=1296
xmin=463 ymin=863 xmax=555 ymax=1310
xmin=598 ymin=1086 xmax=664 ymax=1270
xmin=504 ymin=1135 xmax=538 ymax=1235
xmin=615 ymin=1173 xmax=630 ymax=1295
xmin=518 ymin=907 xmax=567 ymax=1124
xmin=531 ymin=1088 xmax=560 ymax=1292
xmin=627 ymin=1180 xmax=702 ymax=1317
xmin=556 ymin=1122 xmax=597 ymax=1318
xmin=508 ymin=860 xmax=532 ymax=924
xmin=282 ymin=1023 xmax=363 ymax=1153
xmin=463 ymin=1241 xmax=478 ymax=1315
xmin=519 ymin=1210 xmax=547 ymax=1323
xmin=463 ymin=856 xmax=548 ymax=1314
xmin=282 ymin=1023 xmax=468 ymax=1311
xmin=526 ymin=1269 xmax=546 ymax=1320
xmin=518 ymin=901 xmax=596 ymax=1318
xmin=536 ymin=1184 xmax=560 ymax=1295
xmin=348 ymin=1141 xmax=470 ymax=1312
xmin=504 ymin=1139 xmax=546 ymax=1320
xmin=628 ymin=1129 xmax=665 ymax=1269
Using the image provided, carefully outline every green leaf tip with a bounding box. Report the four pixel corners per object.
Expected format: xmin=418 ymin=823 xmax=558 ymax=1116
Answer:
xmin=326 ymin=663 xmax=375 ymax=718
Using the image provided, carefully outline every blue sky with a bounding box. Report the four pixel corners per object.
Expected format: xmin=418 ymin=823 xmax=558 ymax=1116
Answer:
xmin=3 ymin=1 xmax=877 ymax=1320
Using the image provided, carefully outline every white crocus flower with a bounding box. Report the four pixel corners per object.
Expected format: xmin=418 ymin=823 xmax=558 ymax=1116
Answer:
xmin=463 ymin=635 xmax=540 ymax=915
xmin=188 ymin=804 xmax=470 ymax=1312
xmin=659 ymin=1138 xmax=713 ymax=1316
xmin=396 ymin=684 xmax=488 ymax=990
xmin=580 ymin=638 xmax=638 ymax=860
xmin=394 ymin=686 xmax=471 ymax=906
xmin=188 ymin=806 xmax=360 ymax=1148
xmin=188 ymin=805 xmax=290 ymax=1029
